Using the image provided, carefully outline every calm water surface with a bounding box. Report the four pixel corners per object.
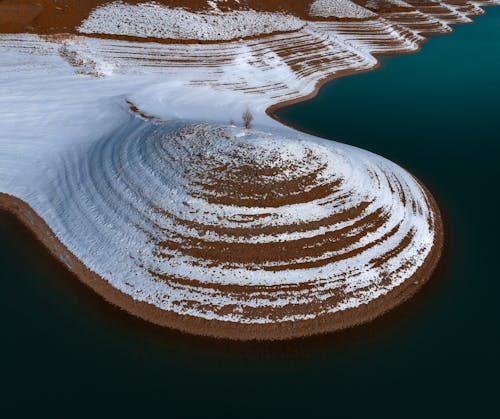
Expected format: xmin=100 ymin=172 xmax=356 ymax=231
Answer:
xmin=1 ymin=8 xmax=499 ymax=416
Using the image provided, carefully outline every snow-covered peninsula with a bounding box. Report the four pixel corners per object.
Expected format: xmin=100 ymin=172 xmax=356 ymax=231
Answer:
xmin=1 ymin=0 xmax=495 ymax=339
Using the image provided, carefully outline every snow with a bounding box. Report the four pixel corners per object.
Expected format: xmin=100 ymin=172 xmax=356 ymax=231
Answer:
xmin=1 ymin=0 xmax=479 ymax=324
xmin=310 ymin=0 xmax=377 ymax=19
xmin=0 ymin=26 xmax=439 ymax=323
xmin=2 ymin=0 xmax=494 ymax=329
xmin=79 ymin=1 xmax=304 ymax=41
xmin=365 ymin=0 xmax=413 ymax=8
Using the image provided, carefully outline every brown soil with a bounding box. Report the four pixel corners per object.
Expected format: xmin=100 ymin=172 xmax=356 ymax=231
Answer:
xmin=0 ymin=0 xmax=43 ymax=32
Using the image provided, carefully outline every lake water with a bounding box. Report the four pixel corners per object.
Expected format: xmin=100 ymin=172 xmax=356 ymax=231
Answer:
xmin=1 ymin=8 xmax=499 ymax=416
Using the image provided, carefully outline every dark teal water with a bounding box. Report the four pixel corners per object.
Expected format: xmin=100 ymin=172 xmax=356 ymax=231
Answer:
xmin=1 ymin=9 xmax=499 ymax=416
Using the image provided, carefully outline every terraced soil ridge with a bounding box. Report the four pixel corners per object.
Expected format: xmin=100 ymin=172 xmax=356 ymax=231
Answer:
xmin=0 ymin=0 xmax=495 ymax=339
xmin=0 ymin=123 xmax=444 ymax=339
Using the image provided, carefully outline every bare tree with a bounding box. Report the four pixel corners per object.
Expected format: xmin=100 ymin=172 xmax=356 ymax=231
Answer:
xmin=242 ymin=109 xmax=253 ymax=130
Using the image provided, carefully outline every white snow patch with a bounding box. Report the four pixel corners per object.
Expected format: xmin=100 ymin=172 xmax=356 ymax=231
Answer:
xmin=79 ymin=1 xmax=304 ymax=41
xmin=365 ymin=0 xmax=413 ymax=9
xmin=310 ymin=0 xmax=377 ymax=18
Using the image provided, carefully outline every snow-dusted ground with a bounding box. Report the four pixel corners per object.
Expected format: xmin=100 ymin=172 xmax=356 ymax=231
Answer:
xmin=79 ymin=2 xmax=304 ymax=40
xmin=0 ymin=45 xmax=436 ymax=322
xmin=310 ymin=0 xmax=377 ymax=18
xmin=0 ymin=33 xmax=426 ymax=323
xmin=13 ymin=118 xmax=435 ymax=322
xmin=365 ymin=0 xmax=413 ymax=9
xmin=1 ymin=1 xmax=489 ymax=325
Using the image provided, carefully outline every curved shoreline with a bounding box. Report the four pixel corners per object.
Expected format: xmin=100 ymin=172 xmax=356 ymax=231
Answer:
xmin=0 ymin=43 xmax=444 ymax=340
xmin=266 ymin=15 xmax=478 ymax=119
xmin=5 ymin=2 xmax=488 ymax=339
xmin=0 ymin=177 xmax=443 ymax=340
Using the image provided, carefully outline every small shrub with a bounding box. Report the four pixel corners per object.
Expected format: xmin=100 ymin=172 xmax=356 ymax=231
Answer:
xmin=242 ymin=109 xmax=253 ymax=130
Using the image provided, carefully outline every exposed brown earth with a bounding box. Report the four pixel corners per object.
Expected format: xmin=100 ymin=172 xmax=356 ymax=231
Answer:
xmin=0 ymin=0 xmax=43 ymax=32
